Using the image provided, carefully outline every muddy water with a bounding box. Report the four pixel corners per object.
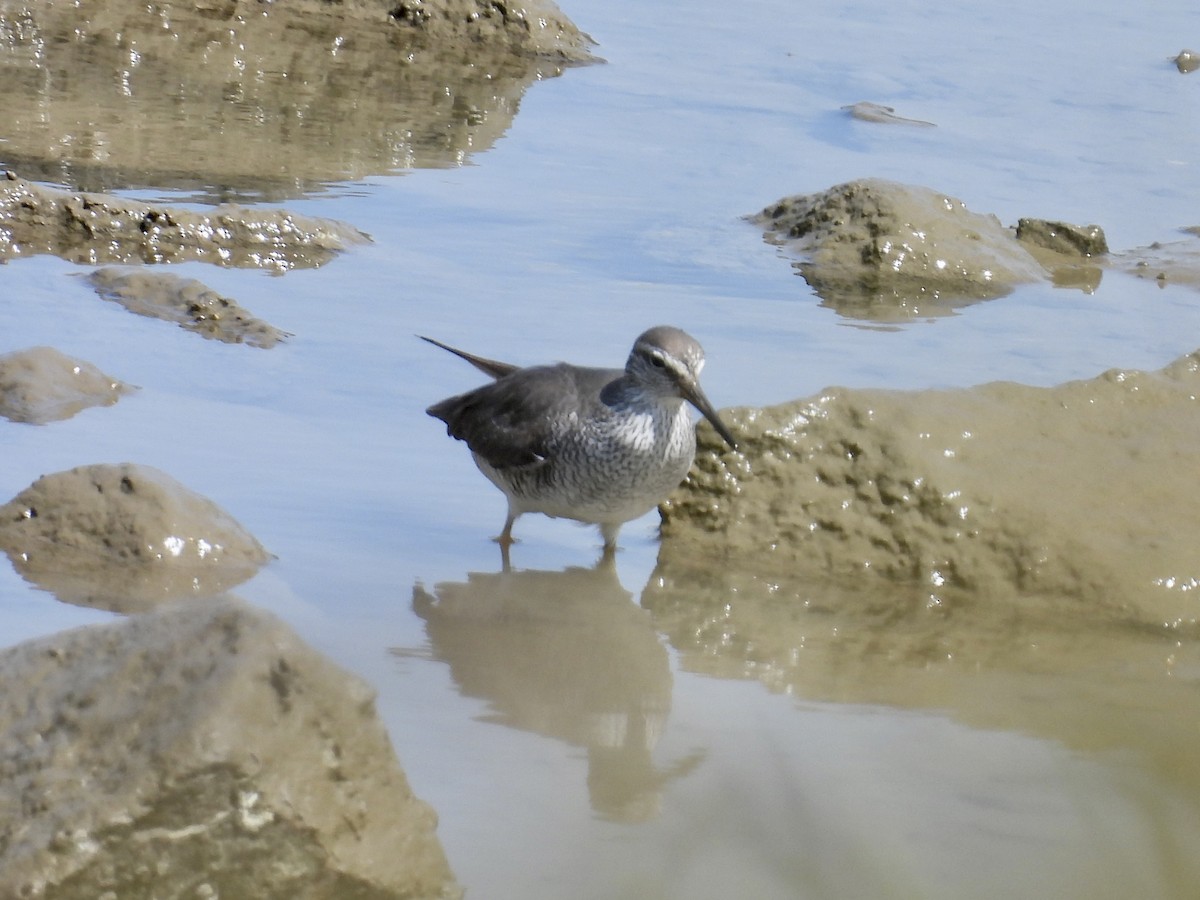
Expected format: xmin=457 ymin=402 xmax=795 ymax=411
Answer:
xmin=1 ymin=0 xmax=1199 ymax=897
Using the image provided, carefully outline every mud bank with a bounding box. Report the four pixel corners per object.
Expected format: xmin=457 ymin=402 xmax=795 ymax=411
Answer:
xmin=89 ymin=268 xmax=290 ymax=348
xmin=0 ymin=599 xmax=458 ymax=899
xmin=0 ymin=173 xmax=366 ymax=271
xmin=0 ymin=0 xmax=595 ymax=195
xmin=750 ymin=179 xmax=1129 ymax=320
xmin=650 ymin=351 xmax=1200 ymax=815
xmin=661 ymin=348 xmax=1200 ymax=632
xmin=0 ymin=463 xmax=270 ymax=612
xmin=0 ymin=347 xmax=131 ymax=424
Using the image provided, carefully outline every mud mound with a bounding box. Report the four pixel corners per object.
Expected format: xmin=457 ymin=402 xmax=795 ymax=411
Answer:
xmin=751 ymin=179 xmax=1047 ymax=318
xmin=662 ymin=348 xmax=1200 ymax=631
xmin=0 ymin=172 xmax=367 ymax=270
xmin=0 ymin=346 xmax=132 ymax=424
xmin=0 ymin=463 xmax=270 ymax=611
xmin=89 ymin=268 xmax=290 ymax=348
xmin=0 ymin=599 xmax=458 ymax=898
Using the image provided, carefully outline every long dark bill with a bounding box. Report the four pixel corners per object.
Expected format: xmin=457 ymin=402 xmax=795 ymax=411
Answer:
xmin=680 ymin=380 xmax=738 ymax=450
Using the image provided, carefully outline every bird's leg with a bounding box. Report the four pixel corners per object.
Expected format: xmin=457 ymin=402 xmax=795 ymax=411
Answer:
xmin=599 ymin=523 xmax=621 ymax=555
xmin=597 ymin=542 xmax=617 ymax=570
xmin=493 ymin=511 xmax=517 ymax=548
xmin=495 ymin=513 xmax=516 ymax=572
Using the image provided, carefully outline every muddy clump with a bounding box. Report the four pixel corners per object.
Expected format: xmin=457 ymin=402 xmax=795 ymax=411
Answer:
xmin=1014 ymin=218 xmax=1108 ymax=258
xmin=0 ymin=346 xmax=132 ymax=424
xmin=0 ymin=172 xmax=367 ymax=271
xmin=88 ymin=268 xmax=290 ymax=348
xmin=0 ymin=598 xmax=459 ymax=899
xmin=751 ymin=179 xmax=1048 ymax=319
xmin=0 ymin=463 xmax=270 ymax=611
xmin=0 ymin=0 xmax=596 ymax=196
xmin=1013 ymin=217 xmax=1109 ymax=292
xmin=661 ymin=348 xmax=1200 ymax=632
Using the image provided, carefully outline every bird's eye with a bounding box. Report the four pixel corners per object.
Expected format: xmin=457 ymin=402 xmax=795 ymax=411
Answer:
xmin=650 ymin=355 xmax=666 ymax=368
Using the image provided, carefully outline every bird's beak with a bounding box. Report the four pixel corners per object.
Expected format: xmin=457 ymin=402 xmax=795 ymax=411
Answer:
xmin=680 ymin=379 xmax=738 ymax=450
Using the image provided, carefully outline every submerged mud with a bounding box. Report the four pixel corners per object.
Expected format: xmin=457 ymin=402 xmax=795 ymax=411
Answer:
xmin=89 ymin=268 xmax=290 ymax=348
xmin=0 ymin=599 xmax=458 ymax=899
xmin=0 ymin=463 xmax=270 ymax=612
xmin=0 ymin=346 xmax=132 ymax=424
xmin=1115 ymin=228 xmax=1200 ymax=291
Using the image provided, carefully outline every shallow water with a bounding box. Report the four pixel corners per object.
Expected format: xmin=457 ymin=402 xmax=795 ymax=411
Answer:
xmin=2 ymin=0 xmax=1199 ymax=897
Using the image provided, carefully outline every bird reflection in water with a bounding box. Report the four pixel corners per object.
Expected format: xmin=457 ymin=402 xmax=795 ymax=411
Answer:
xmin=406 ymin=561 xmax=703 ymax=822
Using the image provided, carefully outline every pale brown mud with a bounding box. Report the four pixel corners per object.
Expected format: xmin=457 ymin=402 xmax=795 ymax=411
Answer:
xmin=662 ymin=347 xmax=1200 ymax=630
xmin=0 ymin=0 xmax=595 ymax=197
xmin=752 ymin=179 xmax=1200 ymax=321
xmin=0 ymin=347 xmax=132 ymax=424
xmin=1114 ymin=228 xmax=1200 ymax=290
xmin=88 ymin=268 xmax=291 ymax=348
xmin=0 ymin=599 xmax=458 ymax=899
xmin=0 ymin=173 xmax=367 ymax=271
xmin=651 ymin=349 xmax=1200 ymax=861
xmin=751 ymin=179 xmax=1049 ymax=320
xmin=0 ymin=463 xmax=271 ymax=612
xmin=1174 ymin=49 xmax=1199 ymax=73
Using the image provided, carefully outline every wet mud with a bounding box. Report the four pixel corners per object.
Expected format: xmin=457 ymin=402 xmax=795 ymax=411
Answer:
xmin=1115 ymin=228 xmax=1200 ymax=291
xmin=0 ymin=0 xmax=595 ymax=198
xmin=0 ymin=463 xmax=271 ymax=613
xmin=751 ymin=179 xmax=1049 ymax=320
xmin=0 ymin=347 xmax=132 ymax=424
xmin=89 ymin=268 xmax=291 ymax=348
xmin=652 ymin=347 xmax=1200 ymax=843
xmin=662 ymin=347 xmax=1200 ymax=630
xmin=0 ymin=599 xmax=458 ymax=899
xmin=751 ymin=178 xmax=1195 ymax=321
xmin=0 ymin=173 xmax=367 ymax=271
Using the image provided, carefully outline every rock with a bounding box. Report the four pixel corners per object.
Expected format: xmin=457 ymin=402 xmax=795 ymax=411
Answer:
xmin=88 ymin=268 xmax=290 ymax=348
xmin=0 ymin=599 xmax=459 ymax=899
xmin=750 ymin=179 xmax=1047 ymax=319
xmin=0 ymin=173 xmax=367 ymax=271
xmin=0 ymin=463 xmax=270 ymax=612
xmin=660 ymin=348 xmax=1200 ymax=631
xmin=0 ymin=347 xmax=132 ymax=424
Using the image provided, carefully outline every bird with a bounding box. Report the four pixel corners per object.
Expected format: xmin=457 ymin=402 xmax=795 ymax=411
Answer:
xmin=422 ymin=326 xmax=736 ymax=559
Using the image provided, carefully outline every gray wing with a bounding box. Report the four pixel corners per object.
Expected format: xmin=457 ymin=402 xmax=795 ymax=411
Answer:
xmin=427 ymin=364 xmax=621 ymax=469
